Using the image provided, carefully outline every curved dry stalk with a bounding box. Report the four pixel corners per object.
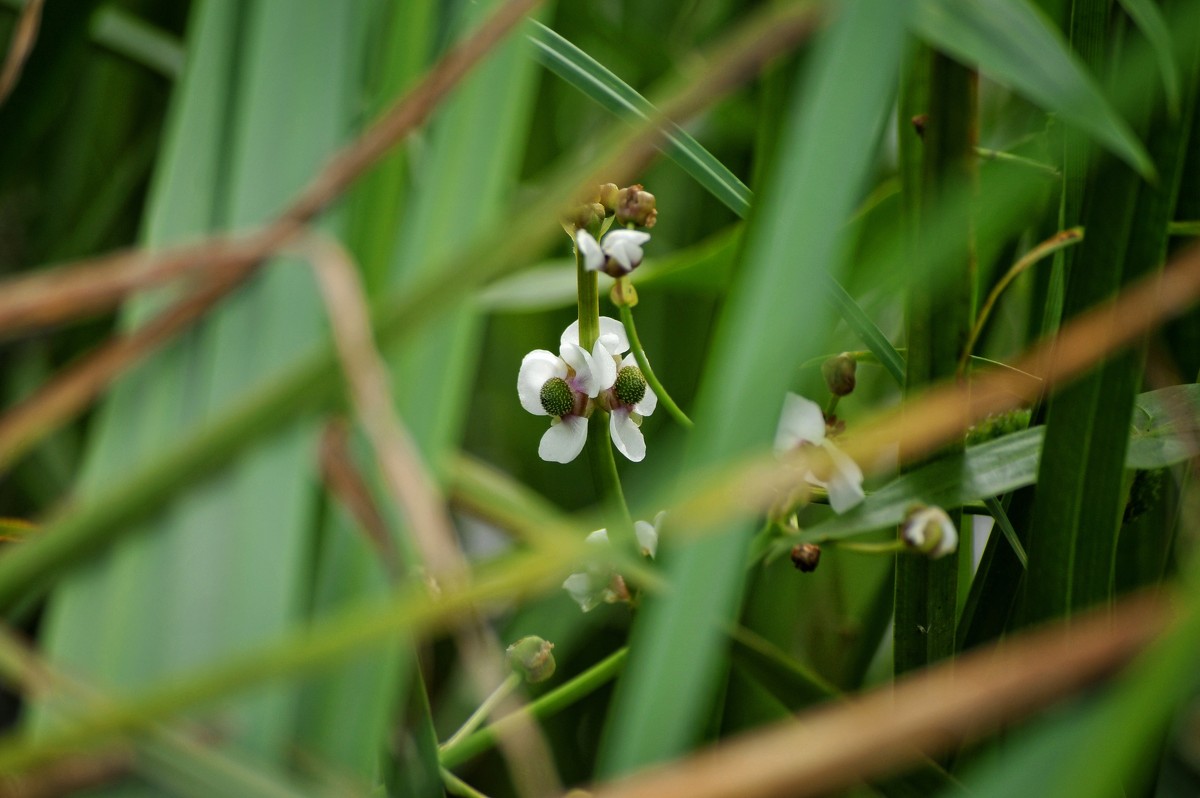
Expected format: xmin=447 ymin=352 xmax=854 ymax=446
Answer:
xmin=0 ymin=0 xmax=43 ymax=106
xmin=297 ymin=233 xmax=562 ymax=798
xmin=0 ymin=0 xmax=542 ymax=335
xmin=589 ymin=590 xmax=1172 ymax=798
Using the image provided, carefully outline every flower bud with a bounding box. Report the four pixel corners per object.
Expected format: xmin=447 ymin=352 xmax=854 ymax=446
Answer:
xmin=597 ymin=183 xmax=620 ymax=216
xmin=790 ymin=543 xmax=821 ymax=572
xmin=506 ymin=636 xmax=556 ymax=684
xmin=901 ymin=505 xmax=958 ymax=558
xmin=911 ymin=113 xmax=928 ymax=138
xmin=615 ymin=184 xmax=657 ymax=228
xmin=613 ymin=366 xmax=647 ymax=406
xmin=562 ymin=202 xmax=605 ymax=234
xmin=821 ymin=353 xmax=857 ymax=397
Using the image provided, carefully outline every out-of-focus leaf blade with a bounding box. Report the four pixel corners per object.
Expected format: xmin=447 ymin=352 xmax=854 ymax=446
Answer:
xmin=912 ymin=0 xmax=1155 ymax=177
xmin=597 ymin=0 xmax=912 ymax=776
xmin=1116 ymin=0 xmax=1181 ymax=118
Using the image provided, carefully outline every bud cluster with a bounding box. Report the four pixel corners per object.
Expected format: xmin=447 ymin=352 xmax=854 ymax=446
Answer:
xmin=563 ymin=182 xmax=658 ymax=234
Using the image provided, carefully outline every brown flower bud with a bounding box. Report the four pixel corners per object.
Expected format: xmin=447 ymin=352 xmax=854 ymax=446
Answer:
xmin=615 ymin=184 xmax=657 ymax=228
xmin=911 ymin=113 xmax=928 ymax=138
xmin=790 ymin=543 xmax=821 ymax=573
xmin=821 ymin=353 xmax=857 ymax=397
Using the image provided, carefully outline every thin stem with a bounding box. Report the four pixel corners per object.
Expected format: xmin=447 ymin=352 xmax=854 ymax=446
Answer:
xmin=589 ymin=411 xmax=633 ymax=528
xmin=824 ymin=394 xmax=840 ymax=418
xmin=441 ymin=768 xmax=491 ymax=798
xmin=441 ymin=648 xmax=629 ymax=768
xmin=834 ymin=540 xmax=905 ymax=555
xmin=617 ymin=302 xmax=693 ymax=428
xmin=439 ymin=672 xmax=520 ymax=752
xmin=958 ymin=227 xmax=1085 ymax=377
xmin=974 ymin=146 xmax=1060 ymax=178
xmin=575 ymin=241 xmax=600 ymax=348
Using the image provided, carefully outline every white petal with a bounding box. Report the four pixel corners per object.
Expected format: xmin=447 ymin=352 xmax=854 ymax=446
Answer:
xmin=609 ymin=409 xmax=646 ymax=462
xmin=590 ymin=339 xmax=617 ymax=393
xmin=561 ymin=320 xmax=583 ymax=349
xmin=561 ymin=343 xmax=601 ymax=398
xmin=775 ymin=393 xmax=827 ymax=453
xmin=561 ymin=317 xmax=629 ymax=355
xmin=597 ymin=317 xmax=630 ymax=354
xmin=933 ymin=517 xmax=959 ymax=558
xmin=634 ymin=518 xmax=659 ymax=558
xmin=620 ymin=353 xmax=658 ymax=416
xmin=821 ymin=441 xmax=865 ymax=514
xmin=518 ymin=350 xmax=567 ymax=416
xmin=576 ymin=230 xmax=605 ymax=272
xmin=538 ymin=416 xmax=588 ymax=463
xmin=602 ymin=229 xmax=649 ymax=271
xmin=586 ymin=528 xmax=610 ymax=546
xmin=563 ymin=572 xmax=601 ymax=612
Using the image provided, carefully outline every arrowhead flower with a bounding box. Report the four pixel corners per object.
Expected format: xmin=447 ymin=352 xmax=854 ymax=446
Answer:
xmin=520 ymin=317 xmax=657 ymax=463
xmin=576 ymin=229 xmax=651 ymax=278
xmin=562 ymin=512 xmax=664 ymax=612
xmin=774 ymin=392 xmax=865 ymax=514
xmin=901 ymin=505 xmax=958 ymax=558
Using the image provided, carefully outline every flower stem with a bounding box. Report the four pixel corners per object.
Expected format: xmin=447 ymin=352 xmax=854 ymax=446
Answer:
xmin=824 ymin=394 xmax=840 ymax=418
xmin=441 ymin=768 xmax=491 ymax=798
xmin=834 ymin=539 xmax=905 ymax=555
xmin=617 ymin=302 xmax=694 ymax=429
xmin=589 ymin=411 xmax=632 ymax=528
xmin=439 ymin=672 xmax=520 ymax=753
xmin=440 ymin=648 xmax=628 ymax=768
xmin=576 ymin=241 xmax=632 ymax=529
xmin=575 ymin=242 xmax=600 ymax=348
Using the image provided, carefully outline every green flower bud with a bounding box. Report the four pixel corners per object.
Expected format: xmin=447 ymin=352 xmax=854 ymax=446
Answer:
xmin=821 ymin=353 xmax=857 ymax=397
xmin=540 ymin=377 xmax=574 ymax=417
xmin=506 ymin=636 xmax=556 ymax=684
xmin=597 ymin=183 xmax=620 ymax=216
xmin=613 ymin=366 xmax=647 ymax=406
xmin=615 ymin=184 xmax=657 ymax=228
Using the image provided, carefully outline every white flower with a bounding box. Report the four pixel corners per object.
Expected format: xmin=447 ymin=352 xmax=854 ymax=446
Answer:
xmin=518 ymin=318 xmax=632 ymax=464
xmin=774 ymin=392 xmax=864 ymax=514
xmin=607 ymin=353 xmax=658 ymax=463
xmin=563 ymin=516 xmax=663 ymax=612
xmin=901 ymin=505 xmax=958 ymax=558
xmin=576 ymin=229 xmax=651 ymax=276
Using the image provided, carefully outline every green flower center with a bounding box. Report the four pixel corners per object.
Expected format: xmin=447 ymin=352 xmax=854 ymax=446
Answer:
xmin=614 ymin=366 xmax=647 ymax=406
xmin=540 ymin=377 xmax=574 ymax=417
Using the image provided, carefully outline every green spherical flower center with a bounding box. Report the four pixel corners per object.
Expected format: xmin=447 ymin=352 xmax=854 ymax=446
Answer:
xmin=540 ymin=377 xmax=574 ymax=417
xmin=614 ymin=366 xmax=647 ymax=406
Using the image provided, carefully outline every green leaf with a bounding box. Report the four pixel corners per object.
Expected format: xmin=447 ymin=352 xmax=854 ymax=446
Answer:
xmin=597 ymin=0 xmax=912 ymax=776
xmin=527 ymin=20 xmax=752 ymax=217
xmin=1116 ymin=0 xmax=1181 ymax=119
xmin=912 ymin=0 xmax=1156 ymax=178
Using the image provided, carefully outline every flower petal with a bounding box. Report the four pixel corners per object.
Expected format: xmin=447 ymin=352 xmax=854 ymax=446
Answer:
xmin=576 ymin=230 xmax=605 ymax=272
xmin=518 ymin=349 xmax=567 ymax=416
xmin=621 ymin=353 xmax=658 ymax=416
xmin=634 ymin=515 xmax=661 ymax=558
xmin=538 ymin=415 xmax=588 ymax=463
xmin=821 ymin=441 xmax=865 ymax=514
xmin=561 ymin=317 xmax=630 ymax=355
xmin=563 ymin=572 xmax=602 ymax=612
xmin=586 ymin=528 xmax=610 ymax=546
xmin=775 ymin=392 xmax=827 ymax=453
xmin=590 ymin=339 xmax=617 ymax=393
xmin=609 ymin=408 xmax=646 ymax=462
xmin=561 ymin=343 xmax=601 ymax=397
xmin=602 ymin=229 xmax=650 ymax=271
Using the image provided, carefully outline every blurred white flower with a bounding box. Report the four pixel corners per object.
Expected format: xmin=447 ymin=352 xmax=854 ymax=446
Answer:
xmin=576 ymin=228 xmax=651 ymax=276
xmin=901 ymin=505 xmax=958 ymax=558
xmin=563 ymin=514 xmax=663 ymax=612
xmin=774 ymin=392 xmax=865 ymax=514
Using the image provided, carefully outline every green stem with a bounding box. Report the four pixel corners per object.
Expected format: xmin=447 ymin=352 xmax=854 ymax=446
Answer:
xmin=834 ymin=540 xmax=904 ymax=555
xmin=1169 ymin=220 xmax=1200 ymax=236
xmin=824 ymin=394 xmax=840 ymax=418
xmin=974 ymin=146 xmax=1060 ymax=178
xmin=441 ymin=768 xmax=491 ymax=798
xmin=576 ymin=239 xmax=633 ymax=531
xmin=439 ymin=672 xmax=520 ymax=752
xmin=440 ymin=648 xmax=628 ymax=769
xmin=575 ymin=240 xmax=600 ymax=349
xmin=617 ymin=302 xmax=693 ymax=428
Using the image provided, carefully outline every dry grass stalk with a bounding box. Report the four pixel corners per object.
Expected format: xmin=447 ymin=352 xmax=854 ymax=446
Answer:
xmin=0 ymin=0 xmax=43 ymax=106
